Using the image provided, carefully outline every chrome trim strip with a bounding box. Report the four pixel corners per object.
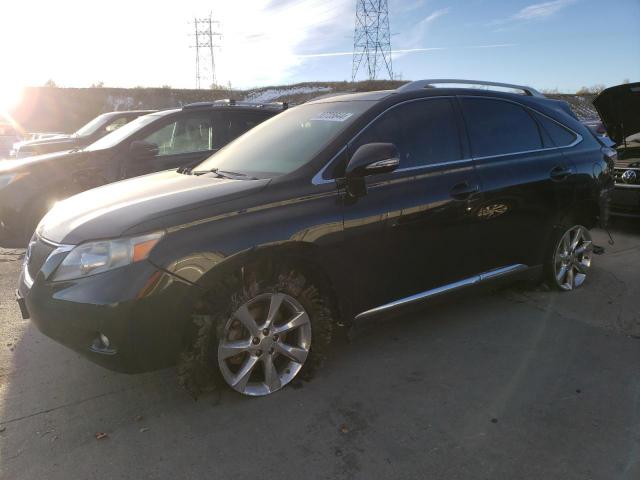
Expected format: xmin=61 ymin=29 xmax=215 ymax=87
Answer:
xmin=39 ymin=236 xmax=74 ymax=249
xmin=355 ymin=264 xmax=528 ymax=320
xmin=394 ymin=158 xmax=474 ymax=173
xmin=614 ymin=183 xmax=640 ymax=189
xmin=23 ymin=264 xmax=34 ymax=288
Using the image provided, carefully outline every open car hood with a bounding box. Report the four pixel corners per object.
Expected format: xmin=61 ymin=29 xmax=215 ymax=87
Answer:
xmin=593 ymin=82 xmax=640 ymax=145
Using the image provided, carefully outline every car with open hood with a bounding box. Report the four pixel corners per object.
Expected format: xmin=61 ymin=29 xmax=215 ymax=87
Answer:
xmin=16 ymin=79 xmax=613 ymax=397
xmin=0 ymin=101 xmax=284 ymax=246
xmin=593 ymin=82 xmax=640 ymax=217
xmin=9 ymin=110 xmax=155 ymax=159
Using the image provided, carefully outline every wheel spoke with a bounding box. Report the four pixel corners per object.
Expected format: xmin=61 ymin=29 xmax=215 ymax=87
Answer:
xmin=574 ymin=261 xmax=589 ymax=274
xmin=232 ymin=355 xmax=259 ymax=390
xmin=273 ymin=311 xmax=309 ymax=335
xmin=575 ymin=240 xmax=593 ymax=255
xmin=219 ymin=339 xmax=252 ymax=360
xmin=234 ymin=304 xmax=259 ymax=335
xmin=265 ymin=293 xmax=285 ymax=328
xmin=263 ymin=356 xmax=281 ymax=392
xmin=556 ymin=265 xmax=568 ymax=283
xmin=566 ymin=267 xmax=575 ymax=289
xmin=570 ymin=228 xmax=582 ymax=251
xmin=275 ymin=342 xmax=308 ymax=364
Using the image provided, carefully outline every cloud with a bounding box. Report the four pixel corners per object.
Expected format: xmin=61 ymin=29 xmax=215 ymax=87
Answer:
xmin=295 ymin=43 xmax=517 ymax=59
xmin=491 ymin=0 xmax=577 ymax=26
xmin=396 ymin=7 xmax=451 ymax=49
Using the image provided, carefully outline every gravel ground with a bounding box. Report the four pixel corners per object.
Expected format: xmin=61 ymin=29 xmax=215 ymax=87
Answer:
xmin=0 ymin=220 xmax=639 ymax=480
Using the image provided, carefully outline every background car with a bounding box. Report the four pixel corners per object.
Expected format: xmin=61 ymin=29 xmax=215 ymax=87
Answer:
xmin=0 ymin=122 xmax=22 ymax=159
xmin=593 ymin=82 xmax=640 ymax=217
xmin=0 ymin=100 xmax=286 ymax=246
xmin=17 ymin=80 xmax=613 ymax=398
xmin=9 ymin=110 xmax=155 ymax=159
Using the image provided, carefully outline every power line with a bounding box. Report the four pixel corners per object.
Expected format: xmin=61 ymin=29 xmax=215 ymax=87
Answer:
xmin=189 ymin=13 xmax=222 ymax=89
xmin=351 ymin=0 xmax=393 ymax=81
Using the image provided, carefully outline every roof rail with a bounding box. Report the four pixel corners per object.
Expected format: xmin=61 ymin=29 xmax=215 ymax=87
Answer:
xmin=397 ymin=79 xmax=544 ymax=97
xmin=182 ymin=100 xmax=289 ymax=110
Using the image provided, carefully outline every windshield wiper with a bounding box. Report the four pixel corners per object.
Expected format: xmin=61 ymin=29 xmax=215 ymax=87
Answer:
xmin=192 ymin=168 xmax=257 ymax=180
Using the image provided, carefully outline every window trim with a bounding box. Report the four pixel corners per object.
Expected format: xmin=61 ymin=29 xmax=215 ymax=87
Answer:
xmin=312 ymin=95 xmax=583 ymax=185
xmin=458 ymin=95 xmax=582 ymax=161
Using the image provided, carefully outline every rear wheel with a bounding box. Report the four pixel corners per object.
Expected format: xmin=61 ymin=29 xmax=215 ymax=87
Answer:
xmin=545 ymin=224 xmax=593 ymax=291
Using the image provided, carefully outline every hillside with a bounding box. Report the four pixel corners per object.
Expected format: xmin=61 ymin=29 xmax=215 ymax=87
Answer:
xmin=7 ymin=81 xmax=599 ymax=133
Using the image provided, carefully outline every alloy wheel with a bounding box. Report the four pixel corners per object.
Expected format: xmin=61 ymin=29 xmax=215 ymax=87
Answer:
xmin=553 ymin=225 xmax=593 ymax=291
xmin=217 ymin=292 xmax=312 ymax=396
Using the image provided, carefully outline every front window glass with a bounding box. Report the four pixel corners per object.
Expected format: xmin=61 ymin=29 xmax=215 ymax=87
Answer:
xmin=351 ymin=99 xmax=462 ymax=169
xmin=195 ymin=101 xmax=373 ymax=176
xmin=74 ymin=114 xmax=113 ymax=137
xmin=104 ymin=116 xmax=130 ymax=133
xmin=84 ymin=113 xmax=161 ymax=151
xmin=142 ymin=115 xmax=214 ymax=157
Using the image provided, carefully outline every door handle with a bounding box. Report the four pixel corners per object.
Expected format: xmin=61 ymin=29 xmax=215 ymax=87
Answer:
xmin=550 ymin=165 xmax=573 ymax=181
xmin=450 ymin=182 xmax=480 ymax=200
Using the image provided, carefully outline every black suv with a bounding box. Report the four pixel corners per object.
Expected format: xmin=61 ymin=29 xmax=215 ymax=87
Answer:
xmin=9 ymin=110 xmax=155 ymax=159
xmin=0 ymin=101 xmax=283 ymax=245
xmin=17 ymin=80 xmax=613 ymax=397
xmin=593 ymin=82 xmax=640 ymax=217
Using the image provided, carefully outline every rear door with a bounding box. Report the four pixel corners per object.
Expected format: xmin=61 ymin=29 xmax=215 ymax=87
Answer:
xmin=458 ymin=96 xmax=577 ymax=271
xmin=341 ymin=97 xmax=482 ymax=312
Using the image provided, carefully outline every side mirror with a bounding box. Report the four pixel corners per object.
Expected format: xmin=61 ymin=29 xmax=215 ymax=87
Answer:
xmin=129 ymin=140 xmax=159 ymax=160
xmin=345 ymin=142 xmax=400 ymax=178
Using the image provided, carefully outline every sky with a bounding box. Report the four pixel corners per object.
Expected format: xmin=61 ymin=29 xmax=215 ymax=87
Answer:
xmin=0 ymin=0 xmax=638 ymax=101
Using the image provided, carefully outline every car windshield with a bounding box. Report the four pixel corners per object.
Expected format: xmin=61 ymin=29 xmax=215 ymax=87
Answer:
xmin=73 ymin=113 xmax=115 ymax=137
xmin=84 ymin=113 xmax=162 ymax=151
xmin=194 ymin=101 xmax=374 ymax=176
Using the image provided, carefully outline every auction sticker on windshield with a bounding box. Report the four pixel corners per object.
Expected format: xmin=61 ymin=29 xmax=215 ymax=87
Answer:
xmin=310 ymin=112 xmax=354 ymax=122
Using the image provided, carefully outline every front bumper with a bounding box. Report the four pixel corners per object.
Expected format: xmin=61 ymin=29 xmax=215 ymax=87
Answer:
xmin=610 ymin=185 xmax=640 ymax=218
xmin=18 ymin=252 xmax=198 ymax=374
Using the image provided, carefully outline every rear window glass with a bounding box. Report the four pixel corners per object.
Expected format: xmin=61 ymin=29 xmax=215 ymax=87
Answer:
xmin=460 ymin=98 xmax=543 ymax=157
xmin=533 ymin=112 xmax=577 ymax=147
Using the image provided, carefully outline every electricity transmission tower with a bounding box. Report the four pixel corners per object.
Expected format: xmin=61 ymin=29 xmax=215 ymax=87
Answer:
xmin=190 ymin=14 xmax=222 ymax=89
xmin=351 ymin=0 xmax=393 ymax=81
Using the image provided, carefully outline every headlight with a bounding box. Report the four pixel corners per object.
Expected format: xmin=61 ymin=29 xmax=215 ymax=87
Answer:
xmin=52 ymin=231 xmax=164 ymax=281
xmin=0 ymin=172 xmax=29 ymax=189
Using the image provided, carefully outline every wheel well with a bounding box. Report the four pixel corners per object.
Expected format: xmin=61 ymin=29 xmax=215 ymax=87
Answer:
xmin=193 ymin=242 xmax=345 ymax=325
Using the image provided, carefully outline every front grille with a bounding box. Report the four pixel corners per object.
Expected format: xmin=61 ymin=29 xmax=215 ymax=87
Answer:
xmin=27 ymin=237 xmax=56 ymax=280
xmin=614 ymin=168 xmax=640 ymax=186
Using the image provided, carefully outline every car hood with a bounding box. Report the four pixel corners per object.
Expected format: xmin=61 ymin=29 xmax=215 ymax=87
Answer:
xmin=16 ymin=135 xmax=75 ymax=148
xmin=0 ymin=149 xmax=84 ymax=173
xmin=593 ymin=82 xmax=640 ymax=145
xmin=39 ymin=170 xmax=271 ymax=245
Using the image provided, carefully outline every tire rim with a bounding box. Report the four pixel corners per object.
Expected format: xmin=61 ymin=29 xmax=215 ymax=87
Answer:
xmin=218 ymin=292 xmax=312 ymax=396
xmin=553 ymin=225 xmax=593 ymax=291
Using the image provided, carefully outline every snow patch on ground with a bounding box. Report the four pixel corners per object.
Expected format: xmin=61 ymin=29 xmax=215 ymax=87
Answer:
xmin=244 ymin=85 xmax=332 ymax=103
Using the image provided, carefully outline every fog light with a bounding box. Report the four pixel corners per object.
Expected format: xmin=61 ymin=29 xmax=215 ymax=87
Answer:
xmin=99 ymin=333 xmax=110 ymax=348
xmin=90 ymin=332 xmax=115 ymax=355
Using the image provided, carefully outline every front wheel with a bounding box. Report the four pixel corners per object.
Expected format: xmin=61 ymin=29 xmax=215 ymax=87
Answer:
xmin=545 ymin=224 xmax=593 ymax=291
xmin=178 ymin=265 xmax=334 ymax=397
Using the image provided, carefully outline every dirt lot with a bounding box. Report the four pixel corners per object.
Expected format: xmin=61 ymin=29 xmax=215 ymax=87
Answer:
xmin=0 ymin=221 xmax=639 ymax=480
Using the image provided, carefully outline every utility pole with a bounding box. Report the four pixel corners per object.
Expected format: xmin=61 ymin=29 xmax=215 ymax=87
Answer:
xmin=351 ymin=0 xmax=393 ymax=81
xmin=190 ymin=13 xmax=222 ymax=89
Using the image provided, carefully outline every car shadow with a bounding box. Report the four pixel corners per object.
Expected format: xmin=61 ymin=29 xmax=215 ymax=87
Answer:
xmin=1 ymin=258 xmax=639 ymax=478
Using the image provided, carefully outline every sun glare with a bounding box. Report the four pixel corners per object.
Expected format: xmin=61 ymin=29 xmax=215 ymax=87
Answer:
xmin=0 ymin=81 xmax=24 ymax=114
